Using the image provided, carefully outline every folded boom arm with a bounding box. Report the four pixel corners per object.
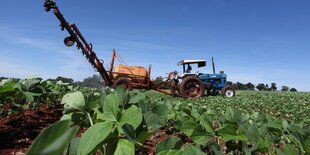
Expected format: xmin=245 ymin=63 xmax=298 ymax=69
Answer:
xmin=44 ymin=0 xmax=112 ymax=86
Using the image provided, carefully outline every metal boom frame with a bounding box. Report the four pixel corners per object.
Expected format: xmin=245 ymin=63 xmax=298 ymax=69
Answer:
xmin=44 ymin=0 xmax=112 ymax=86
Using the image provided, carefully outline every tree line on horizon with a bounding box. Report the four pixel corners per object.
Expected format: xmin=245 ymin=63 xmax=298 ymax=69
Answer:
xmin=226 ymin=81 xmax=297 ymax=92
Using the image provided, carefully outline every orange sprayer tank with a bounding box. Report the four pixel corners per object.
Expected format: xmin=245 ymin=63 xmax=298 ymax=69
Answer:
xmin=113 ymin=65 xmax=148 ymax=82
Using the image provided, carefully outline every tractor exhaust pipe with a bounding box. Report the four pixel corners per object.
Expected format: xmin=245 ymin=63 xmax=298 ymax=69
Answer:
xmin=212 ymin=57 xmax=216 ymax=74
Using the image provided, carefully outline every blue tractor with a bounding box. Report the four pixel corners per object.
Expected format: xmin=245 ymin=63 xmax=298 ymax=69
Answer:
xmin=168 ymin=58 xmax=235 ymax=99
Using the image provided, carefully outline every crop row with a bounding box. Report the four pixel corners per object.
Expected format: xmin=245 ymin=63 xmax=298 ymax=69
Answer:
xmin=28 ymin=88 xmax=310 ymax=154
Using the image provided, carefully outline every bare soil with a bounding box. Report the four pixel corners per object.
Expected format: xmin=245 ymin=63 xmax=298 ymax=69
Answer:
xmin=0 ymin=104 xmax=63 ymax=155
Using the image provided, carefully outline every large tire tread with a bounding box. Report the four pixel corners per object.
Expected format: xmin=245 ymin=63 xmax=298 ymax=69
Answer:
xmin=179 ymin=76 xmax=204 ymax=99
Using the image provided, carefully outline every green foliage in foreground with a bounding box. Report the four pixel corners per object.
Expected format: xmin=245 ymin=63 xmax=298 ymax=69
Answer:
xmin=28 ymin=88 xmax=310 ymax=155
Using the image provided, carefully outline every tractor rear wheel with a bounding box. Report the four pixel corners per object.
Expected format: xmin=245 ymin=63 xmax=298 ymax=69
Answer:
xmin=179 ymin=76 xmax=204 ymax=99
xmin=221 ymin=86 xmax=235 ymax=97
xmin=113 ymin=78 xmax=132 ymax=90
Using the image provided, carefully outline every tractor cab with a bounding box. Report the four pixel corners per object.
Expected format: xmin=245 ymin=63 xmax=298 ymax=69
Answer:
xmin=177 ymin=60 xmax=206 ymax=75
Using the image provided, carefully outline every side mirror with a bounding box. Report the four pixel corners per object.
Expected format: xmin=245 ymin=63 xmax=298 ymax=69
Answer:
xmin=220 ymin=71 xmax=224 ymax=74
xmin=64 ymin=36 xmax=75 ymax=47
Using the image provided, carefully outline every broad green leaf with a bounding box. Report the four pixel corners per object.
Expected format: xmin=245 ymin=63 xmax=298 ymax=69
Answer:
xmin=27 ymin=120 xmax=78 ymax=155
xmin=190 ymin=126 xmax=213 ymax=146
xmin=62 ymin=91 xmax=85 ymax=113
xmin=119 ymin=105 xmax=142 ymax=130
xmin=129 ymin=93 xmax=146 ymax=104
xmin=0 ymin=80 xmax=15 ymax=94
xmin=78 ymin=121 xmax=113 ymax=155
xmin=122 ymin=124 xmax=136 ymax=143
xmin=102 ymin=94 xmax=119 ymax=122
xmin=115 ymin=86 xmax=129 ymax=107
xmin=156 ymin=136 xmax=183 ymax=153
xmin=276 ymin=144 xmax=299 ymax=155
xmin=136 ymin=131 xmax=152 ymax=144
xmin=183 ymin=145 xmax=205 ymax=155
xmin=199 ymin=114 xmax=214 ymax=133
xmin=218 ymin=125 xmax=248 ymax=142
xmin=180 ymin=118 xmax=197 ymax=136
xmin=157 ymin=150 xmax=183 ymax=155
xmin=68 ymin=137 xmax=80 ymax=155
xmin=267 ymin=120 xmax=282 ymax=133
xmin=246 ymin=124 xmax=260 ymax=144
xmin=114 ymin=139 xmax=135 ymax=155
xmin=304 ymin=137 xmax=310 ymax=154
xmin=22 ymin=91 xmax=35 ymax=102
xmin=144 ymin=104 xmax=169 ymax=131
xmin=282 ymin=120 xmax=289 ymax=131
xmin=21 ymin=78 xmax=41 ymax=90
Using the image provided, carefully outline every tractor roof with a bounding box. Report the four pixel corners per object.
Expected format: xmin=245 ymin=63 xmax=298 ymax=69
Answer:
xmin=177 ymin=60 xmax=206 ymax=67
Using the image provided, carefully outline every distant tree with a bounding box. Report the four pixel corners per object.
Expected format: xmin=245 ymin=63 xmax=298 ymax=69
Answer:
xmin=226 ymin=81 xmax=233 ymax=86
xmin=77 ymin=74 xmax=105 ymax=88
xmin=245 ymin=82 xmax=255 ymax=90
xmin=290 ymin=88 xmax=297 ymax=92
xmin=256 ymin=83 xmax=267 ymax=91
xmin=271 ymin=83 xmax=277 ymax=91
xmin=0 ymin=77 xmax=7 ymax=81
xmin=153 ymin=76 xmax=164 ymax=85
xmin=265 ymin=84 xmax=271 ymax=91
xmin=233 ymin=82 xmax=247 ymax=90
xmin=55 ymin=76 xmax=74 ymax=84
xmin=281 ymin=86 xmax=289 ymax=92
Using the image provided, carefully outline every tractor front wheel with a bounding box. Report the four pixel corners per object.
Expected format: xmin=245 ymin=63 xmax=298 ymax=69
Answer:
xmin=179 ymin=76 xmax=204 ymax=99
xmin=113 ymin=78 xmax=132 ymax=90
xmin=221 ymin=86 xmax=235 ymax=97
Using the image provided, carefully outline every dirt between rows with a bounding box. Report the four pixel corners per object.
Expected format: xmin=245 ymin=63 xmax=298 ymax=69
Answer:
xmin=0 ymin=105 xmax=189 ymax=155
xmin=0 ymin=104 xmax=63 ymax=155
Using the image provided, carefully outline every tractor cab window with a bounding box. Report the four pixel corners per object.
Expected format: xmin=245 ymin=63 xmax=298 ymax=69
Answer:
xmin=186 ymin=64 xmax=192 ymax=73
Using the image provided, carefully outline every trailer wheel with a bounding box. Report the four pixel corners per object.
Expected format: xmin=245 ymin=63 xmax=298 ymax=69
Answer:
xmin=179 ymin=76 xmax=204 ymax=99
xmin=221 ymin=86 xmax=235 ymax=97
xmin=113 ymin=78 xmax=132 ymax=90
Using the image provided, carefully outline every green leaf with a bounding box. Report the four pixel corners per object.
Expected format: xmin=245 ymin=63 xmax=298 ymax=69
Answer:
xmin=62 ymin=91 xmax=85 ymax=113
xmin=157 ymin=150 xmax=183 ymax=155
xmin=183 ymin=145 xmax=205 ymax=155
xmin=143 ymin=104 xmax=169 ymax=131
xmin=68 ymin=137 xmax=80 ymax=155
xmin=122 ymin=124 xmax=136 ymax=143
xmin=102 ymin=94 xmax=119 ymax=122
xmin=276 ymin=144 xmax=299 ymax=155
xmin=136 ymin=131 xmax=152 ymax=144
xmin=218 ymin=125 xmax=248 ymax=142
xmin=245 ymin=124 xmax=260 ymax=144
xmin=180 ymin=118 xmax=197 ymax=137
xmin=282 ymin=120 xmax=289 ymax=131
xmin=21 ymin=78 xmax=41 ymax=90
xmin=22 ymin=91 xmax=35 ymax=102
xmin=27 ymin=120 xmax=78 ymax=155
xmin=303 ymin=137 xmax=310 ymax=154
xmin=78 ymin=121 xmax=113 ymax=155
xmin=199 ymin=114 xmax=214 ymax=133
xmin=0 ymin=80 xmax=16 ymax=94
xmin=114 ymin=139 xmax=135 ymax=155
xmin=115 ymin=86 xmax=129 ymax=107
xmin=129 ymin=93 xmax=146 ymax=104
xmin=267 ymin=120 xmax=282 ymax=133
xmin=190 ymin=126 xmax=213 ymax=146
xmin=156 ymin=136 xmax=183 ymax=153
xmin=119 ymin=105 xmax=143 ymax=131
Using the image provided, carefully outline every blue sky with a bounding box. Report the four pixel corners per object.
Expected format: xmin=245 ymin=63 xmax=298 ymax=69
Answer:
xmin=0 ymin=0 xmax=309 ymax=91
